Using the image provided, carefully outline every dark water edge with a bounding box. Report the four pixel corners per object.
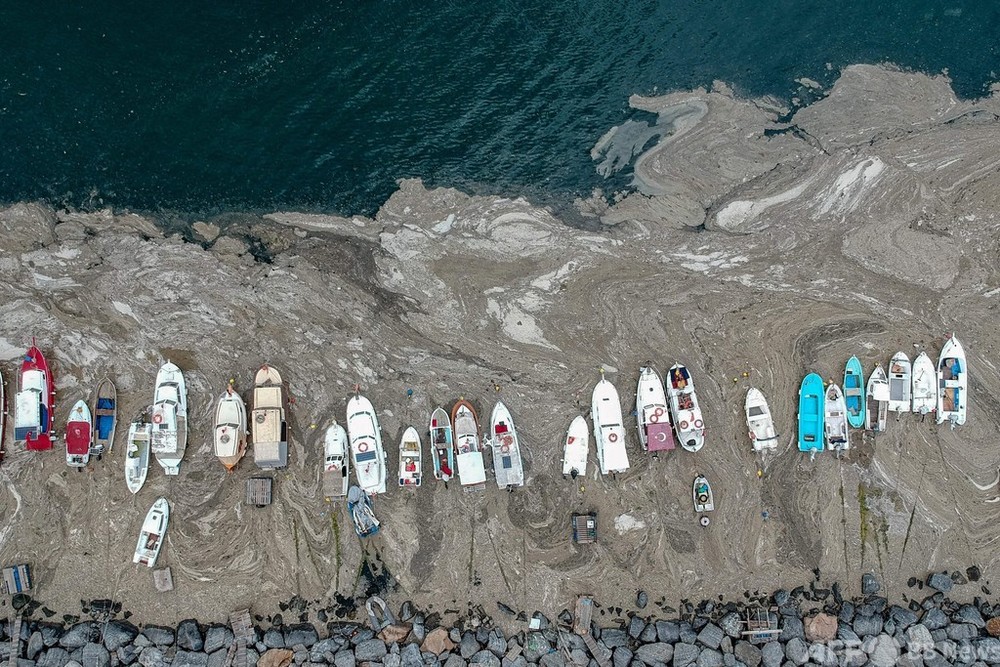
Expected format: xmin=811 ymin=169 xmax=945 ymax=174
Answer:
xmin=1 ymin=2 xmax=998 ymax=222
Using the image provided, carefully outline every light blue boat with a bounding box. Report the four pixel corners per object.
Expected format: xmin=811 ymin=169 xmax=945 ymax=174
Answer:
xmin=798 ymin=373 xmax=825 ymax=453
xmin=843 ymin=356 xmax=866 ymax=429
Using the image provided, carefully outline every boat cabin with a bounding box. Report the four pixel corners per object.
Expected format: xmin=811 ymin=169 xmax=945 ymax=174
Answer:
xmin=14 ymin=370 xmax=47 ymax=442
xmin=150 ymin=400 xmax=180 ymax=454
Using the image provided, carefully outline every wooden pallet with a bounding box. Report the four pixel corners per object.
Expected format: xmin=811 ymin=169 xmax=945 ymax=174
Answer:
xmin=574 ymin=596 xmax=609 ymax=667
xmin=245 ymin=478 xmax=273 ymax=507
xmin=225 ymin=609 xmax=254 ymax=667
xmin=8 ymin=616 xmax=22 ymax=667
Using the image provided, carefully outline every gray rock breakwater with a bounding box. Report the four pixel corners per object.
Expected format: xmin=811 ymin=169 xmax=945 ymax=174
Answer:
xmin=2 ymin=571 xmax=997 ymax=667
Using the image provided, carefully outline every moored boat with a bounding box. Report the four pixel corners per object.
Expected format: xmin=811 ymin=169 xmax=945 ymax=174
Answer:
xmin=843 ymin=356 xmax=866 ymax=429
xmin=323 ymin=421 xmax=350 ymax=499
xmin=489 ymin=400 xmax=525 ymax=489
xmin=15 ymin=343 xmax=55 ymax=451
xmin=911 ymin=352 xmax=937 ymax=416
xmin=214 ymin=383 xmax=248 ymax=471
xmin=562 ymin=416 xmax=589 ymax=478
xmin=693 ymin=475 xmax=715 ymax=513
xmin=865 ymin=364 xmax=890 ymax=432
xmin=887 ymin=352 xmax=911 ymax=413
xmin=398 ymin=427 xmax=422 ymax=487
xmin=452 ymin=399 xmax=487 ymax=491
xmin=0 ymin=373 xmax=5 ymax=464
xmin=428 ymin=407 xmax=455 ymax=482
xmin=347 ymin=392 xmax=387 ymax=495
xmin=133 ymin=497 xmax=169 ymax=567
xmin=91 ymin=377 xmax=117 ymax=457
xmin=125 ymin=418 xmax=151 ymax=494
xmin=745 ymin=388 xmax=778 ymax=452
xmin=591 ymin=372 xmax=629 ymax=475
xmin=150 ymin=361 xmax=187 ymax=475
xmin=824 ymin=383 xmax=849 ymax=452
xmin=797 ymin=373 xmax=824 ymax=454
xmin=666 ymin=364 xmax=705 ymax=452
xmin=937 ymin=334 xmax=967 ymax=426
xmin=347 ymin=485 xmax=380 ymax=538
xmin=65 ymin=400 xmax=93 ymax=468
xmin=636 ymin=365 xmax=675 ymax=454
xmin=251 ymin=365 xmax=288 ymax=469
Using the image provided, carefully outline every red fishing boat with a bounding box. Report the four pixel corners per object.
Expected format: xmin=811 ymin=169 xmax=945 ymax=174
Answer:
xmin=14 ymin=342 xmax=55 ymax=451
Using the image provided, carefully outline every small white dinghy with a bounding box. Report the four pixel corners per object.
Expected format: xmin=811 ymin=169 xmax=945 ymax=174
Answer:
xmin=214 ymin=384 xmax=248 ymax=471
xmin=887 ymin=352 xmax=911 ymax=413
xmin=636 ymin=365 xmax=675 ymax=454
xmin=65 ymin=400 xmax=93 ymax=468
xmin=125 ymin=419 xmax=152 ymax=495
xmin=562 ymin=416 xmax=589 ymax=478
xmin=591 ymin=372 xmax=629 ymax=475
xmin=937 ymin=334 xmax=968 ymax=426
xmin=666 ymin=364 xmax=705 ymax=452
xmin=323 ymin=421 xmax=349 ymax=499
xmin=693 ymin=475 xmax=715 ymax=514
xmin=745 ymin=388 xmax=778 ymax=452
xmin=911 ymin=351 xmax=937 ymax=416
xmin=398 ymin=426 xmax=422 ymax=487
xmin=490 ymin=400 xmax=525 ymax=490
xmin=133 ymin=497 xmax=169 ymax=568
xmin=865 ymin=364 xmax=890 ymax=432
xmin=824 ymin=383 xmax=849 ymax=452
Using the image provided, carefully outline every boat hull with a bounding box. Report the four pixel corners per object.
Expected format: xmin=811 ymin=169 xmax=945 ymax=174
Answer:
xmin=887 ymin=352 xmax=911 ymax=413
xmin=843 ymin=356 xmax=866 ymax=429
xmin=637 ymin=366 xmax=674 ymax=453
xmin=591 ymin=377 xmax=629 ymax=475
xmin=16 ymin=345 xmax=55 ymax=451
xmin=936 ymin=335 xmax=967 ymax=426
xmin=215 ymin=387 xmax=248 ymax=471
xmin=133 ymin=498 xmax=169 ymax=568
xmin=911 ymin=352 xmax=937 ymax=415
xmin=348 ymin=394 xmax=387 ymax=495
xmin=251 ymin=366 xmax=288 ymax=470
xmin=323 ymin=422 xmax=350 ymax=498
xmin=562 ymin=415 xmax=589 ymax=477
xmin=824 ymin=383 xmax=850 ymax=452
xmin=92 ymin=377 xmax=117 ymax=456
xmin=452 ymin=400 xmax=486 ymax=490
xmin=666 ymin=364 xmax=705 ymax=452
xmin=745 ymin=387 xmax=778 ymax=451
xmin=65 ymin=400 xmax=93 ymax=467
xmin=151 ymin=361 xmax=188 ymax=475
xmin=865 ymin=365 xmax=889 ymax=432
xmin=490 ymin=400 xmax=524 ymax=489
xmin=797 ymin=373 xmax=825 ymax=453
xmin=398 ymin=426 xmax=422 ymax=487
xmin=125 ymin=422 xmax=151 ymax=495
xmin=693 ymin=475 xmax=715 ymax=512
xmin=428 ymin=408 xmax=455 ymax=482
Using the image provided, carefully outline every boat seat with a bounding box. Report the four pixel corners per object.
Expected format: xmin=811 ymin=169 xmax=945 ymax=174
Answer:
xmin=95 ymin=409 xmax=115 ymax=416
xmin=844 ymin=388 xmax=863 ymax=397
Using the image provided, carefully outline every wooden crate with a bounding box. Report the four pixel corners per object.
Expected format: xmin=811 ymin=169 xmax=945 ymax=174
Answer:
xmin=571 ymin=513 xmax=597 ymax=544
xmin=246 ymin=477 xmax=273 ymax=507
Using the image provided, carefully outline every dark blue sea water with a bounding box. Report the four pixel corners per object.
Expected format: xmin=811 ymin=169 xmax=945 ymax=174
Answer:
xmin=1 ymin=2 xmax=997 ymax=218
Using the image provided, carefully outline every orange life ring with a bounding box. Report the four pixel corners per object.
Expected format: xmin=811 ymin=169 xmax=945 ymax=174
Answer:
xmin=608 ymin=432 xmax=618 ymax=443
xmin=358 ymin=441 xmax=369 ymax=452
xmin=650 ymin=412 xmax=659 ymax=424
xmin=502 ymin=434 xmax=514 ymax=447
xmin=679 ymin=420 xmax=689 ymax=430
xmin=152 ymin=413 xmax=163 ymax=424
xmin=694 ymin=419 xmax=703 ymax=428
xmin=654 ymin=407 xmax=664 ymax=418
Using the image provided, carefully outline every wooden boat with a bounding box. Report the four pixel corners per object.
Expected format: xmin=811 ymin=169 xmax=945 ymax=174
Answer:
xmin=591 ymin=372 xmax=629 ymax=475
xmin=428 ymin=407 xmax=455 ymax=482
xmin=490 ymin=400 xmax=525 ymax=489
xmin=843 ymin=356 xmax=866 ymax=429
xmin=666 ymin=364 xmax=705 ymax=452
xmin=323 ymin=421 xmax=350 ymax=498
xmin=347 ymin=392 xmax=387 ymax=495
xmin=797 ymin=373 xmax=824 ymax=454
xmin=636 ymin=365 xmax=675 ymax=453
xmin=214 ymin=384 xmax=248 ymax=471
xmin=937 ymin=334 xmax=967 ymax=426
xmin=91 ymin=377 xmax=117 ymax=457
xmin=347 ymin=485 xmax=380 ymax=538
xmin=693 ymin=475 xmax=715 ymax=512
xmin=865 ymin=364 xmax=890 ymax=432
xmin=452 ymin=399 xmax=486 ymax=491
xmin=911 ymin=352 xmax=937 ymax=416
xmin=824 ymin=383 xmax=849 ymax=452
xmin=133 ymin=497 xmax=169 ymax=568
xmin=65 ymin=400 xmax=92 ymax=468
xmin=125 ymin=419 xmax=151 ymax=495
xmin=745 ymin=388 xmax=778 ymax=451
xmin=887 ymin=352 xmax=911 ymax=413
xmin=562 ymin=416 xmax=589 ymax=478
xmin=251 ymin=365 xmax=288 ymax=469
xmin=14 ymin=343 xmax=55 ymax=451
xmin=398 ymin=427 xmax=422 ymax=487
xmin=151 ymin=361 xmax=187 ymax=475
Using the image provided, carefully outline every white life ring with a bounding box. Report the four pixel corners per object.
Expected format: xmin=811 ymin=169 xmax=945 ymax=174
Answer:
xmin=694 ymin=419 xmax=703 ymax=428
xmin=152 ymin=413 xmax=163 ymax=424
xmin=500 ymin=443 xmax=510 ymax=454
xmin=255 ymin=413 xmax=266 ymax=424
xmin=608 ymin=432 xmax=618 ymax=443
xmin=358 ymin=441 xmax=369 ymax=453
xmin=679 ymin=420 xmax=689 ymax=430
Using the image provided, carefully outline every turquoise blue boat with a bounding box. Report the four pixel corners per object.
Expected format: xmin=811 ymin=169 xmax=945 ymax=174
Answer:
xmin=798 ymin=373 xmax=825 ymax=453
xmin=843 ymin=356 xmax=866 ymax=429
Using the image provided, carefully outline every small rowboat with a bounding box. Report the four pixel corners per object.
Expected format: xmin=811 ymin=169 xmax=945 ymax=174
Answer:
xmin=824 ymin=383 xmax=849 ymax=452
xmin=911 ymin=351 xmax=937 ymax=415
xmin=636 ymin=365 xmax=674 ymax=453
xmin=693 ymin=475 xmax=715 ymax=513
xmin=562 ymin=416 xmax=589 ymax=478
xmin=865 ymin=364 xmax=889 ymax=432
xmin=591 ymin=372 xmax=629 ymax=475
xmin=937 ymin=334 xmax=967 ymax=426
xmin=133 ymin=497 xmax=169 ymax=568
xmin=429 ymin=407 xmax=455 ymax=482
xmin=125 ymin=419 xmax=151 ymax=495
xmin=887 ymin=352 xmax=911 ymax=413
xmin=843 ymin=356 xmax=865 ymax=429
xmin=745 ymin=388 xmax=778 ymax=451
xmin=797 ymin=373 xmax=824 ymax=454
xmin=65 ymin=400 xmax=93 ymax=468
xmin=398 ymin=426 xmax=422 ymax=487
xmin=347 ymin=486 xmax=380 ymax=538
xmin=91 ymin=377 xmax=117 ymax=457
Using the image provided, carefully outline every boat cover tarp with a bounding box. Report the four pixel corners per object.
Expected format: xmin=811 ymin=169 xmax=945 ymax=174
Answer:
xmin=646 ymin=422 xmax=675 ymax=452
xmin=457 ymin=451 xmax=486 ymax=485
